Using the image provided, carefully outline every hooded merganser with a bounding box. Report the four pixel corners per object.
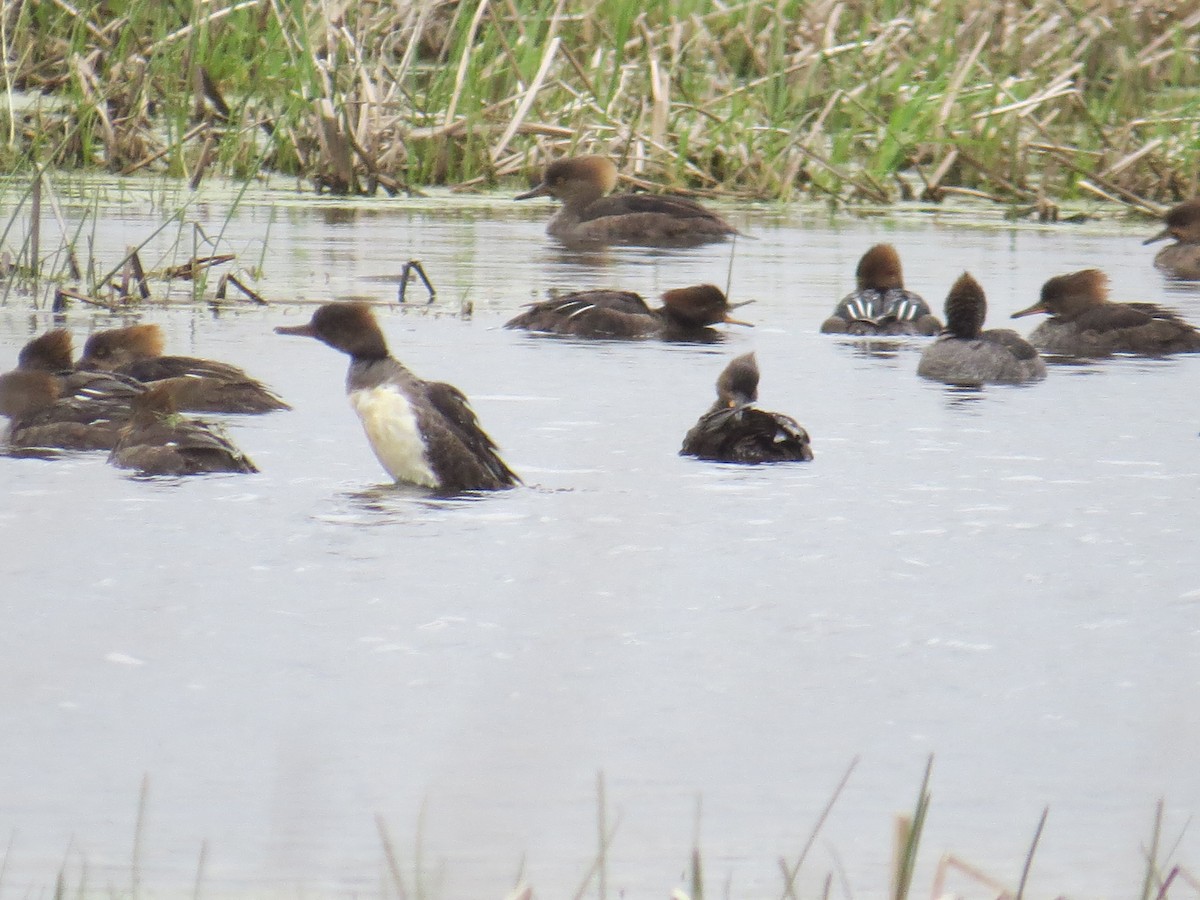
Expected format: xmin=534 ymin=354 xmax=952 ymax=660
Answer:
xmin=109 ymin=382 xmax=258 ymax=475
xmin=1011 ymin=269 xmax=1200 ymax=356
xmin=918 ymin=273 xmax=1046 ymax=385
xmin=504 ymin=284 xmax=751 ymax=341
xmin=0 ymin=368 xmax=139 ymax=451
xmin=78 ymin=324 xmax=290 ymax=413
xmin=514 ymin=155 xmax=738 ymax=247
xmin=680 ymin=353 xmax=813 ymax=463
xmin=1143 ymin=199 xmax=1200 ymax=280
xmin=2 ymin=330 xmax=146 ymax=452
xmin=820 ymin=244 xmax=941 ymax=335
xmin=275 ymin=302 xmax=520 ymax=493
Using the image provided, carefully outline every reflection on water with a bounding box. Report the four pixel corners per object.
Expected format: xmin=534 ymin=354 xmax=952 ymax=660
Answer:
xmin=1 ymin=184 xmax=1199 ymax=899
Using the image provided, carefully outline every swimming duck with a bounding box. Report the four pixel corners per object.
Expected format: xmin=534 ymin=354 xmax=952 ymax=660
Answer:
xmin=1 ymin=330 xmax=146 ymax=452
xmin=0 ymin=368 xmax=138 ymax=452
xmin=1011 ymin=268 xmax=1200 ymax=356
xmin=275 ymin=302 xmax=519 ymax=493
xmin=680 ymin=353 xmax=813 ymax=463
xmin=109 ymin=382 xmax=258 ymax=476
xmin=820 ymin=244 xmax=941 ymax=335
xmin=515 ymin=155 xmax=738 ymax=247
xmin=1143 ymin=199 xmax=1200 ymax=280
xmin=918 ymin=273 xmax=1046 ymax=385
xmin=78 ymin=324 xmax=290 ymax=413
xmin=504 ymin=284 xmax=751 ymax=341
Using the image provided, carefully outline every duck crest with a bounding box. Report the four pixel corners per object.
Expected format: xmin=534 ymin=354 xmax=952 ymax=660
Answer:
xmin=18 ymin=329 xmax=75 ymax=372
xmin=943 ymin=273 xmax=986 ymax=338
xmin=856 ymin=244 xmax=904 ymax=291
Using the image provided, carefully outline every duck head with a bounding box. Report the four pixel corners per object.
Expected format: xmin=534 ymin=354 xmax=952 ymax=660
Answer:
xmin=715 ymin=352 xmax=759 ymax=407
xmin=856 ymin=243 xmax=905 ymax=292
xmin=275 ymin=302 xmax=390 ymax=360
xmin=1012 ymin=269 xmax=1108 ymax=321
xmin=79 ymin=324 xmax=166 ymax=369
xmin=660 ymin=284 xmax=753 ymax=329
xmin=515 ymin=156 xmax=620 ymax=207
xmin=943 ymin=273 xmax=987 ymax=339
xmin=18 ymin=329 xmax=75 ymax=372
xmin=1144 ymin=199 xmax=1200 ymax=246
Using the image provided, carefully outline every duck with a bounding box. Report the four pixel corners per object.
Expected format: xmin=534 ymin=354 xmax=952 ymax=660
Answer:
xmin=77 ymin=323 xmax=290 ymax=413
xmin=504 ymin=284 xmax=751 ymax=341
xmin=275 ymin=302 xmax=519 ymax=493
xmin=918 ymin=273 xmax=1046 ymax=385
xmin=1010 ymin=268 xmax=1200 ymax=356
xmin=514 ymin=155 xmax=738 ymax=247
xmin=0 ymin=368 xmax=139 ymax=452
xmin=680 ymin=353 xmax=813 ymax=463
xmin=108 ymin=382 xmax=258 ymax=476
xmin=1 ymin=330 xmax=146 ymax=452
xmin=820 ymin=244 xmax=941 ymax=335
xmin=1143 ymin=199 xmax=1200 ymax=280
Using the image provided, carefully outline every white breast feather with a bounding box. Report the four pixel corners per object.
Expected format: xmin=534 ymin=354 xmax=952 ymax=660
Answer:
xmin=349 ymin=386 xmax=438 ymax=487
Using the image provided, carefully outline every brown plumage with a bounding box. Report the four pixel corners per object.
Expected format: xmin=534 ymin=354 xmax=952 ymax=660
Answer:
xmin=917 ymin=273 xmax=1045 ymax=385
xmin=820 ymin=244 xmax=940 ymax=335
xmin=108 ymin=382 xmax=258 ymax=476
xmin=1144 ymin=199 xmax=1200 ymax=280
xmin=504 ymin=284 xmax=751 ymax=341
xmin=680 ymin=353 xmax=813 ymax=463
xmin=515 ymin=156 xmax=737 ymax=247
xmin=0 ymin=369 xmax=137 ymax=451
xmin=1011 ymin=268 xmax=1200 ymax=356
xmin=78 ymin=324 xmax=289 ymax=413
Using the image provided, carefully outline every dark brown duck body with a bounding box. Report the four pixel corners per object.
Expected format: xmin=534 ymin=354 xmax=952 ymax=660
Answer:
xmin=680 ymin=353 xmax=813 ymax=464
xmin=79 ymin=324 xmax=290 ymax=413
xmin=108 ymin=382 xmax=258 ymax=475
xmin=504 ymin=284 xmax=749 ymax=341
xmin=1144 ymin=199 xmax=1200 ymax=280
xmin=516 ymin=156 xmax=737 ymax=247
xmin=1 ymin=330 xmax=144 ymax=452
xmin=820 ymin=244 xmax=941 ymax=336
xmin=918 ymin=273 xmax=1046 ymax=385
xmin=276 ymin=302 xmax=519 ymax=493
xmin=1012 ymin=269 xmax=1200 ymax=356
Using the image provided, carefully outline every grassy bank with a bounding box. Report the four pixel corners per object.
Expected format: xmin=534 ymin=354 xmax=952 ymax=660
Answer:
xmin=6 ymin=1 xmax=1200 ymax=211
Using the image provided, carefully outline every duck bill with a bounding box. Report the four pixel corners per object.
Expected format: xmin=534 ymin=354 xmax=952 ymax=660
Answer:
xmin=724 ymin=299 xmax=755 ymax=326
xmin=514 ymin=182 xmax=551 ymax=201
xmin=1142 ymin=226 xmax=1172 ymax=246
xmin=1009 ymin=302 xmax=1047 ymax=319
xmin=274 ymin=322 xmax=318 ymax=337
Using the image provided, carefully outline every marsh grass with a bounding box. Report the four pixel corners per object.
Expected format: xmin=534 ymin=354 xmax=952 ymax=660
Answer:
xmin=7 ymin=1 xmax=1199 ymax=212
xmin=20 ymin=765 xmax=1200 ymax=900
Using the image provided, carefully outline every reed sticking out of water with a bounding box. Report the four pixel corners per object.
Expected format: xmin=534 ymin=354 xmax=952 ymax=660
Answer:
xmin=7 ymin=1 xmax=1199 ymax=209
xmin=891 ymin=755 xmax=932 ymax=900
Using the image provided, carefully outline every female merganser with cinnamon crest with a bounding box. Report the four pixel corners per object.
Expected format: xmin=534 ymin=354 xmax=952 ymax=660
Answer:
xmin=515 ymin=155 xmax=737 ymax=247
xmin=78 ymin=323 xmax=289 ymax=414
xmin=820 ymin=244 xmax=940 ymax=335
xmin=109 ymin=382 xmax=258 ymax=476
xmin=1143 ymin=199 xmax=1200 ymax=280
xmin=1011 ymin=269 xmax=1200 ymax=356
xmin=918 ymin=273 xmax=1046 ymax=385
xmin=276 ymin=302 xmax=519 ymax=493
xmin=680 ymin=353 xmax=813 ymax=463
xmin=504 ymin=284 xmax=751 ymax=341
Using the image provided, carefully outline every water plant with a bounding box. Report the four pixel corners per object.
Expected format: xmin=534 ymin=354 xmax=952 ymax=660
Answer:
xmin=6 ymin=1 xmax=1198 ymax=210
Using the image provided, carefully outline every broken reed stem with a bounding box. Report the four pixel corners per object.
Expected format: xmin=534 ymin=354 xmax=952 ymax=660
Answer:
xmin=131 ymin=774 xmax=149 ymax=900
xmin=1140 ymin=800 xmax=1165 ymax=900
xmin=376 ymin=814 xmax=411 ymax=900
xmin=778 ymin=756 xmax=860 ymax=900
xmin=1013 ymin=806 xmax=1048 ymax=900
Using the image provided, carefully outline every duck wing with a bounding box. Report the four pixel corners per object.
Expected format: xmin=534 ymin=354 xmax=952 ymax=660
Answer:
xmin=682 ymin=406 xmax=813 ymax=463
xmin=581 ymin=193 xmax=726 ymax=223
xmin=420 ymin=381 xmax=520 ymax=491
xmin=504 ymin=290 xmax=659 ymax=337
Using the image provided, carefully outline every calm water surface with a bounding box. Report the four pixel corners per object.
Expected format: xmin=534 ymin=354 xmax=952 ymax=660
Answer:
xmin=1 ymin=180 xmax=1198 ymax=898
